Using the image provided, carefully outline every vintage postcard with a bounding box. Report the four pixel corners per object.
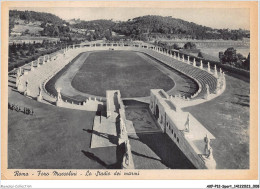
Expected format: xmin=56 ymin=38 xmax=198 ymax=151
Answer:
xmin=1 ymin=0 xmax=258 ymax=182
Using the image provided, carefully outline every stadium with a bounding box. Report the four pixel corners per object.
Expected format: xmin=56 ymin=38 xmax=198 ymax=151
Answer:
xmin=8 ymin=41 xmax=249 ymax=169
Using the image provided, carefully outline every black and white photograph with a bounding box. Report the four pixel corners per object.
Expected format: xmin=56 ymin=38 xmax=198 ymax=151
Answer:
xmin=1 ymin=0 xmax=258 ymax=184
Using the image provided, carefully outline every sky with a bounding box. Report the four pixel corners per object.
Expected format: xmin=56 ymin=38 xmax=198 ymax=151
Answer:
xmin=11 ymin=7 xmax=250 ymax=30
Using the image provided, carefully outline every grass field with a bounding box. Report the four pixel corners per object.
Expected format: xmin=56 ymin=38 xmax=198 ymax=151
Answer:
xmin=8 ymin=89 xmax=118 ymax=169
xmin=71 ymin=51 xmax=175 ymax=98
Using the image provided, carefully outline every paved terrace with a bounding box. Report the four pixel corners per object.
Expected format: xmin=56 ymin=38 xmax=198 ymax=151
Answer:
xmin=91 ymin=90 xmax=135 ymax=148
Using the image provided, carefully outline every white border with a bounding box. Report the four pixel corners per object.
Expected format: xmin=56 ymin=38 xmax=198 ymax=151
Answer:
xmin=1 ymin=0 xmax=259 ymax=188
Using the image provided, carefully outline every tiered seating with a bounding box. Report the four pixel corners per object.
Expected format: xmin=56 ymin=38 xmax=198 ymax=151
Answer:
xmin=18 ymin=48 xmax=89 ymax=102
xmin=138 ymin=48 xmax=218 ymax=99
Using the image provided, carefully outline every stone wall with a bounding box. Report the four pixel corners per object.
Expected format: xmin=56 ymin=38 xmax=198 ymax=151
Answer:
xmin=149 ymin=89 xmax=216 ymax=169
xmin=164 ymin=113 xmax=207 ymax=169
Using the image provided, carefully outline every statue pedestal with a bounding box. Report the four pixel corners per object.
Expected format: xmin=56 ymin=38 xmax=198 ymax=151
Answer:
xmin=215 ymin=89 xmax=220 ymax=95
xmin=118 ymin=136 xmax=127 ymax=145
xmin=37 ymin=95 xmax=43 ymax=102
xmin=201 ymin=152 xmax=216 ymax=169
xmin=106 ymin=111 xmax=111 ymax=118
xmin=204 ymin=158 xmax=216 ymax=169
xmin=121 ymin=152 xmax=135 ymax=169
xmin=24 ymin=89 xmax=30 ymax=96
xmin=56 ymin=100 xmax=63 ymax=107
xmin=214 ymin=71 xmax=218 ymax=78
xmin=17 ymin=85 xmax=23 ymax=92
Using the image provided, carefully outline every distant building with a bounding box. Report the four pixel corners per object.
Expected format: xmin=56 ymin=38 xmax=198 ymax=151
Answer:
xmin=111 ymin=31 xmax=117 ymax=36
xmin=46 ymin=23 xmax=53 ymax=26
xmin=10 ymin=32 xmax=22 ymax=36
xmin=9 ymin=37 xmax=60 ymax=45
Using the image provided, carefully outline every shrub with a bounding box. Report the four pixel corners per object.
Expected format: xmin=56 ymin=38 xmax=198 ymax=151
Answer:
xmin=183 ymin=42 xmax=197 ymax=49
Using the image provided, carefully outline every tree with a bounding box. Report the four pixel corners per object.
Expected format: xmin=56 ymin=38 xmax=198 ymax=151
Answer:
xmin=53 ymin=26 xmax=59 ymax=36
xmin=172 ymin=43 xmax=180 ymax=50
xmin=9 ymin=43 xmax=17 ymax=53
xmin=139 ymin=34 xmax=148 ymax=41
xmin=24 ymin=29 xmax=30 ymax=35
xmin=28 ymin=44 xmax=35 ymax=55
xmin=9 ymin=17 xmax=15 ymax=35
xmin=243 ymin=53 xmax=250 ymax=70
xmin=22 ymin=42 xmax=27 ymax=50
xmin=221 ymin=47 xmax=238 ymax=64
xmin=104 ymin=29 xmax=112 ymax=40
xmin=20 ymin=50 xmax=25 ymax=57
xmin=237 ymin=53 xmax=246 ymax=62
xmin=184 ymin=42 xmax=197 ymax=49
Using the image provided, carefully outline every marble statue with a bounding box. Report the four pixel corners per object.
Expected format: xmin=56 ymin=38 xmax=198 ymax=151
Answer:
xmin=205 ymin=84 xmax=210 ymax=99
xmin=31 ymin=61 xmax=34 ymax=71
xmin=121 ymin=140 xmax=134 ymax=169
xmin=37 ymin=86 xmax=43 ymax=102
xmin=184 ymin=113 xmax=190 ymax=132
xmin=16 ymin=75 xmax=20 ymax=88
xmin=214 ymin=65 xmax=218 ymax=77
xmin=24 ymin=79 xmax=29 ymax=96
xmin=56 ymin=88 xmax=63 ymax=106
xmin=204 ymin=135 xmax=211 ymax=158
